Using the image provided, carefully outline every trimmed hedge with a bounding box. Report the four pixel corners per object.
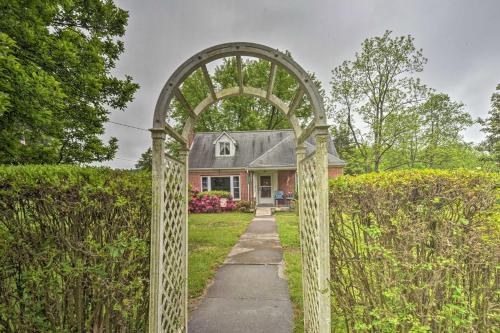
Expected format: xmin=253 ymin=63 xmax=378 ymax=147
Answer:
xmin=197 ymin=190 xmax=232 ymax=199
xmin=329 ymin=170 xmax=499 ymax=332
xmin=2 ymin=166 xmax=498 ymax=332
xmin=0 ymin=166 xmax=151 ymax=332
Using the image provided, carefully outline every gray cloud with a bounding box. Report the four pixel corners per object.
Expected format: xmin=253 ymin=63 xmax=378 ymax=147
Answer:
xmin=101 ymin=0 xmax=500 ymax=169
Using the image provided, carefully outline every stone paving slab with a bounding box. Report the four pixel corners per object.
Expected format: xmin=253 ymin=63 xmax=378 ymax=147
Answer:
xmin=225 ymin=246 xmax=283 ymax=264
xmin=206 ymin=264 xmax=290 ymax=300
xmin=246 ymin=218 xmax=277 ymax=234
xmin=188 ymin=298 xmax=293 ymax=333
xmin=224 ymin=232 xmax=282 ymax=265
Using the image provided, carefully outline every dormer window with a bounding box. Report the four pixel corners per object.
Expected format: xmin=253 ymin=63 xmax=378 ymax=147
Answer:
xmin=214 ymin=131 xmax=236 ymax=157
xmin=219 ymin=142 xmax=230 ymax=155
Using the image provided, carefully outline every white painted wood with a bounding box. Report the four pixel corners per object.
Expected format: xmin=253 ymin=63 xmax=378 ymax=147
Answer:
xmin=201 ymin=64 xmax=217 ymax=101
xmin=152 ymin=42 xmax=328 ymax=130
xmin=267 ymin=62 xmax=277 ymax=98
xmin=149 ymin=130 xmax=165 ymax=333
xmin=288 ymin=87 xmax=304 ymax=116
xmin=174 ymin=88 xmax=197 ymax=120
xmin=236 ymin=55 xmax=243 ymax=94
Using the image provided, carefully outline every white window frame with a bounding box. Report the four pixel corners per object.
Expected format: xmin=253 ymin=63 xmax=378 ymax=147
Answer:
xmin=201 ymin=176 xmax=209 ymax=192
xmin=215 ymin=134 xmax=235 ymax=157
xmin=219 ymin=142 xmax=230 ymax=155
xmin=232 ymin=176 xmax=240 ymax=200
xmin=199 ymin=175 xmax=240 ymax=200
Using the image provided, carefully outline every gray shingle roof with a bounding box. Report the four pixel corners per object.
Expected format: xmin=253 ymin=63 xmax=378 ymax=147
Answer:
xmin=188 ymin=129 xmax=345 ymax=169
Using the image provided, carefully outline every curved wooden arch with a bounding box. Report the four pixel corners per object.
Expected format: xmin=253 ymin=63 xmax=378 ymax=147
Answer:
xmin=152 ymin=42 xmax=328 ymax=145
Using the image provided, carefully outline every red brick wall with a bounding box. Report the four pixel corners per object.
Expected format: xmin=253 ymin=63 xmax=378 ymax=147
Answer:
xmin=328 ymin=167 xmax=344 ymax=178
xmin=277 ymin=170 xmax=296 ymax=194
xmin=189 ymin=167 xmax=343 ymax=201
xmin=188 ymin=170 xmax=249 ymax=200
xmin=276 ymin=167 xmax=343 ymax=193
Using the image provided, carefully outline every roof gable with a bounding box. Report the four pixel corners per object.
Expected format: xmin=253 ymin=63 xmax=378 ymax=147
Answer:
xmin=212 ymin=131 xmax=237 ymax=145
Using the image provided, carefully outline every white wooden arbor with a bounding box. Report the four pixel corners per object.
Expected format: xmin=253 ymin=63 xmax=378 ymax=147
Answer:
xmin=150 ymin=42 xmax=331 ymax=333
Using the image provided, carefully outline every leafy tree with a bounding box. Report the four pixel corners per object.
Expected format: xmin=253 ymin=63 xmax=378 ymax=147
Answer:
xmin=0 ymin=0 xmax=138 ymax=164
xmin=478 ymin=84 xmax=500 ymax=164
xmin=384 ymin=93 xmax=473 ymax=169
xmin=135 ymin=148 xmax=152 ymax=171
xmin=329 ymin=31 xmax=428 ymax=172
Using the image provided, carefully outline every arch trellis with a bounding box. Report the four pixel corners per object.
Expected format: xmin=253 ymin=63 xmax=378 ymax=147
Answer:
xmin=150 ymin=42 xmax=331 ymax=333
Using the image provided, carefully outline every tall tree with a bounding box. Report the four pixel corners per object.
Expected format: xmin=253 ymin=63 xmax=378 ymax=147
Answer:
xmin=479 ymin=84 xmax=500 ymax=164
xmin=135 ymin=147 xmax=152 ymax=171
xmin=0 ymin=0 xmax=138 ymax=164
xmin=418 ymin=93 xmax=473 ymax=167
xmin=384 ymin=93 xmax=473 ymax=169
xmin=329 ymin=31 xmax=428 ymax=172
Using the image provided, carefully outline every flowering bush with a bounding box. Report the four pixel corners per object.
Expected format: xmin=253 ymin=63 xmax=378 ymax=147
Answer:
xmin=235 ymin=200 xmax=253 ymax=212
xmin=188 ymin=187 xmax=236 ymax=213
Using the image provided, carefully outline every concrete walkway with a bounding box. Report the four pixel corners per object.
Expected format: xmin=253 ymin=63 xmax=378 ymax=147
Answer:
xmin=188 ymin=210 xmax=293 ymax=333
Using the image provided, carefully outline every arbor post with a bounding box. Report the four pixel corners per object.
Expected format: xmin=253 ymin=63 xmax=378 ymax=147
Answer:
xmin=178 ymin=147 xmax=190 ymax=331
xmin=149 ymin=129 xmax=165 ymax=333
xmin=315 ymin=127 xmax=331 ymax=332
xmin=296 ymin=142 xmax=308 ymax=328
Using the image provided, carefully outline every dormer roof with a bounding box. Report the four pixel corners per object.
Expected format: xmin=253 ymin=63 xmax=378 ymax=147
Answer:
xmin=212 ymin=131 xmax=237 ymax=146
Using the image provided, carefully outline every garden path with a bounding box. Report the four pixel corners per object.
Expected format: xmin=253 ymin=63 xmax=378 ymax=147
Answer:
xmin=188 ymin=211 xmax=293 ymax=333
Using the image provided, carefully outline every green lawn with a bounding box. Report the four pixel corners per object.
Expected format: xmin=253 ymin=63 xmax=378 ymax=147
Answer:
xmin=275 ymin=212 xmax=304 ymax=333
xmin=188 ymin=212 xmax=253 ymax=307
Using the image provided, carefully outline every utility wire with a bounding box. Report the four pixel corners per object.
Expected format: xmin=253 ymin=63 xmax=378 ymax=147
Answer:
xmin=115 ymin=157 xmax=138 ymax=162
xmin=108 ymin=121 xmax=149 ymax=132
xmin=107 ymin=121 xmax=148 ymax=164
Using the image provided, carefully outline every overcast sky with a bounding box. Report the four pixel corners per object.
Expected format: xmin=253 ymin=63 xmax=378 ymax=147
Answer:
xmin=101 ymin=0 xmax=500 ymax=169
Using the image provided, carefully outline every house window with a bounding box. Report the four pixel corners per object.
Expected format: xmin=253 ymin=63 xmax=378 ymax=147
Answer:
xmin=219 ymin=142 xmax=230 ymax=156
xmin=201 ymin=176 xmax=209 ymax=191
xmin=199 ymin=175 xmax=240 ymax=200
xmin=211 ymin=176 xmax=231 ymax=192
xmin=233 ymin=176 xmax=240 ymax=199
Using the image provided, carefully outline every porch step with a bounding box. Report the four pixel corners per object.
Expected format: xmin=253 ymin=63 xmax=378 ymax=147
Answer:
xmin=255 ymin=207 xmax=272 ymax=216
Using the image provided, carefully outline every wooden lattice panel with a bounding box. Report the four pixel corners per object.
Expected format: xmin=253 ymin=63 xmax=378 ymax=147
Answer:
xmin=160 ymin=156 xmax=187 ymax=332
xmin=300 ymin=153 xmax=322 ymax=333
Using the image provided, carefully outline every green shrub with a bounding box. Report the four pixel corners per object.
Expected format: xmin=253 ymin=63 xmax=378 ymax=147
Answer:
xmin=197 ymin=190 xmax=232 ymax=198
xmin=328 ymin=169 xmax=499 ymax=332
xmin=0 ymin=165 xmax=151 ymax=332
xmin=235 ymin=200 xmax=253 ymax=212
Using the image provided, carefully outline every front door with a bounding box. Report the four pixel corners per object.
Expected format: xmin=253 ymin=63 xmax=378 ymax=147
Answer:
xmin=258 ymin=175 xmax=273 ymax=205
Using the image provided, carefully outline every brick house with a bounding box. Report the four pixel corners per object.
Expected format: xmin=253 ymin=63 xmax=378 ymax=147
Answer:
xmin=188 ymin=129 xmax=345 ymax=206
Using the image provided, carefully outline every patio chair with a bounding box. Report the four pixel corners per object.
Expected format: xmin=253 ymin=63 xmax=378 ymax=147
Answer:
xmin=274 ymin=190 xmax=285 ymax=206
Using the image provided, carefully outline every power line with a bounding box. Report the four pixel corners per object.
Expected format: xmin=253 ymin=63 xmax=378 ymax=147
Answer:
xmin=115 ymin=157 xmax=138 ymax=163
xmin=107 ymin=121 xmax=147 ymax=164
xmin=108 ymin=121 xmax=149 ymax=132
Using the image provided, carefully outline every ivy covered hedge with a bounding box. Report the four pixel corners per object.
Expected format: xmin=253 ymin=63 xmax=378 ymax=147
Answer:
xmin=0 ymin=166 xmax=151 ymax=332
xmin=329 ymin=170 xmax=499 ymax=332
